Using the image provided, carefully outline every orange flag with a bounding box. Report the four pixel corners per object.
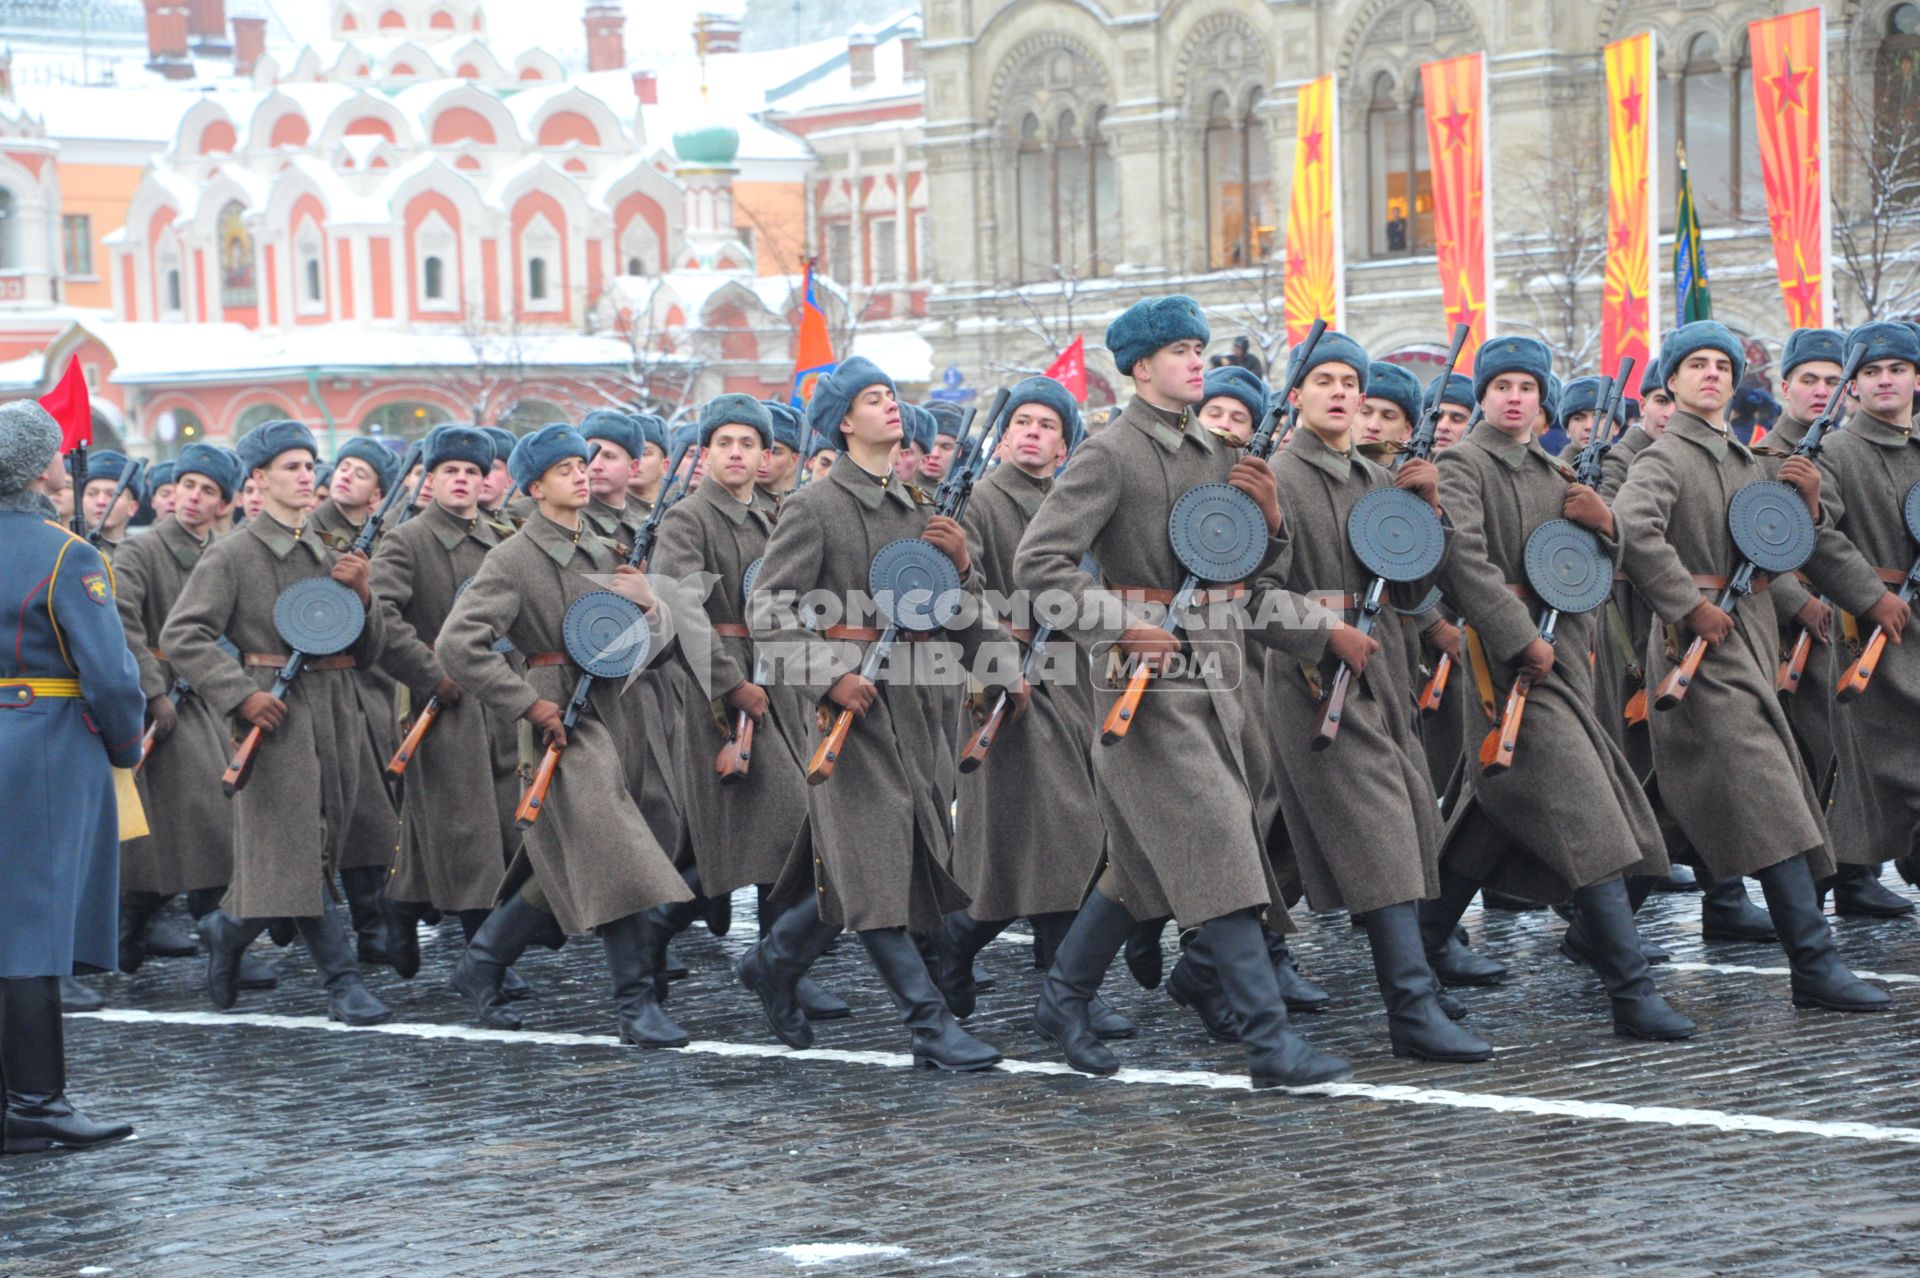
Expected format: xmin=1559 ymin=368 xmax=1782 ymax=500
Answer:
xmin=1749 ymin=8 xmax=1829 ymax=328
xmin=1420 ymin=53 xmax=1492 ymax=373
xmin=787 ymin=259 xmax=836 ymax=408
xmin=39 ymin=356 xmax=92 ymax=452
xmin=1044 ymin=335 xmax=1088 ymax=403
xmin=1602 ymin=33 xmax=1658 ymax=382
xmin=1283 ymin=74 xmax=1342 ymax=343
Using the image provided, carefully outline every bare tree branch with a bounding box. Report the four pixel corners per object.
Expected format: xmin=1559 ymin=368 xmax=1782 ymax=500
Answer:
xmin=1500 ymin=106 xmax=1609 ymax=377
xmin=1831 ymin=81 xmax=1920 ymax=324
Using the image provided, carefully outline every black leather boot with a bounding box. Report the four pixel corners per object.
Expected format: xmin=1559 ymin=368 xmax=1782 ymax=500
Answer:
xmin=450 ymin=896 xmax=550 ymax=1030
xmin=1 ymin=978 xmax=133 ymax=1154
xmin=142 ymin=902 xmax=198 ymax=959
xmin=56 ymin=977 xmax=103 ymax=1013
xmin=458 ymin=909 xmax=531 ymax=1001
xmin=736 ymin=894 xmax=841 ymax=1049
xmin=1364 ymin=903 xmax=1494 ymax=1062
xmin=860 ymin=928 xmax=1000 ymax=1071
xmin=602 ymin=912 xmax=690 ymax=1048
xmin=1027 ymin=912 xmax=1133 ymax=1038
xmin=704 ymin=889 xmax=733 ymax=937
xmin=935 ymin=911 xmax=1007 ymax=1018
xmin=1419 ymin=870 xmax=1509 ymax=986
xmin=1653 ymin=863 xmax=1700 ymax=892
xmin=196 ymin=910 xmax=268 ymax=1010
xmin=1032 ymin=889 xmax=1134 ymax=1076
xmin=1266 ymin=928 xmax=1331 ymax=1012
xmin=1571 ymin=877 xmax=1695 ymax=1040
xmin=1895 ymin=854 xmax=1920 ymax=889
xmin=796 ymin=975 xmax=850 ymax=1021
xmin=1828 ymin=863 xmax=1916 ymax=918
xmin=1700 ymin=872 xmax=1777 ymax=942
xmin=296 ymin=904 xmax=392 ymax=1026
xmin=1124 ymin=917 xmax=1169 ymax=989
xmin=118 ymin=891 xmax=167 ymax=974
xmin=1757 ymin=854 xmax=1892 ymax=1012
xmin=1480 ymin=888 xmax=1544 ymax=912
xmin=378 ymin=890 xmax=424 ymax=980
xmin=647 ymin=871 xmax=711 ymax=1004
xmin=1206 ymin=909 xmax=1352 ymax=1088
xmin=187 ymin=889 xmax=278 ymax=990
xmin=1167 ymin=932 xmax=1240 ymax=1043
xmin=339 ymin=865 xmax=396 ymax=968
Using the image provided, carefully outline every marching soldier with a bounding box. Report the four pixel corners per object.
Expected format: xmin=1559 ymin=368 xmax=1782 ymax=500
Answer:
xmin=1421 ymin=335 xmax=1693 ymax=1040
xmin=738 ymin=356 xmax=1025 ymax=1071
xmin=367 ymin=425 xmax=527 ymax=985
xmin=78 ymin=449 xmax=140 ymax=554
xmin=438 ymin=423 xmax=696 ymax=1045
xmin=162 ymin=420 xmax=396 ymax=1025
xmin=757 ymin=400 xmax=804 ymax=503
xmin=146 ymin=461 xmax=177 ymax=521
xmin=478 ymin=426 xmax=520 ymax=521
xmin=625 ymin=413 xmax=671 ymax=515
xmin=1614 ymin=320 xmax=1889 ymax=1013
xmin=1801 ymin=323 xmax=1920 ymax=910
xmin=803 ymin=436 xmax=836 ymax=484
xmin=581 ymin=410 xmax=647 ymax=552
xmin=893 ymin=402 xmax=932 ymax=486
xmin=1253 ymin=336 xmax=1493 ymax=1061
xmin=0 ymin=400 xmax=146 ymax=1153
xmin=1015 ymin=296 xmax=1353 ymax=1087
xmin=919 ymin=402 xmax=964 ymax=487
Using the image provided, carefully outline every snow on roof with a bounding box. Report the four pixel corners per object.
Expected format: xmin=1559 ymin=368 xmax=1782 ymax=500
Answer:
xmin=761 ymin=15 xmax=923 ymax=117
xmin=850 ymin=328 xmax=932 ymax=384
xmin=0 ymin=351 xmax=49 ymax=395
xmin=16 ymin=84 xmax=210 ymax=143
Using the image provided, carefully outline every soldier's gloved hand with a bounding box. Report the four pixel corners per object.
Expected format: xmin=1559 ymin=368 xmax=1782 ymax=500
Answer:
xmin=1422 ymin=618 xmax=1464 ymax=667
xmin=1518 ymin=637 xmax=1556 ymax=681
xmin=1227 ymin=457 xmax=1282 ymax=534
xmin=147 ymin=695 xmax=178 ymax=744
xmin=726 ymin=680 xmax=770 ymax=722
xmin=526 ymin=698 xmax=567 ymax=748
xmin=1394 ymin=458 xmax=1441 ymax=513
xmin=1005 ymin=677 xmax=1033 ymax=724
xmin=1794 ymin=596 xmax=1831 ymax=645
xmin=609 ymin=563 xmax=658 ymax=611
xmin=1118 ymin=622 xmax=1181 ymax=674
xmin=1562 ymin=483 xmax=1615 ymax=538
xmin=921 ymin=515 xmax=971 ymax=577
xmin=1778 ymin=456 xmax=1822 ymax=520
xmin=828 ymin=671 xmax=877 ymax=716
xmin=1687 ymin=599 xmax=1735 ymax=648
xmin=239 ymin=690 xmax=286 ymax=732
xmin=1326 ymin=622 xmax=1379 ymax=675
xmin=330 ymin=549 xmax=372 ymax=605
xmin=1865 ymin=590 xmax=1912 ymax=645
xmin=432 ymin=676 xmax=463 ymax=705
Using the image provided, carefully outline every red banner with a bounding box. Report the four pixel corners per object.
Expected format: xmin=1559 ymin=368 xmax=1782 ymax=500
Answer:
xmin=1044 ymin=334 xmax=1088 ymax=403
xmin=1283 ymin=74 xmax=1342 ymax=342
xmin=1420 ymin=53 xmax=1492 ymax=373
xmin=1749 ymin=8 xmax=1829 ymax=328
xmin=38 ymin=357 xmax=91 ymax=452
xmin=1602 ymin=33 xmax=1658 ymax=382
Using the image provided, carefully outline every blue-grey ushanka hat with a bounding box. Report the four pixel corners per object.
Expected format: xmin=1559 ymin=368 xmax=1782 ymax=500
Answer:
xmin=173 ymin=442 xmax=243 ymax=501
xmin=1473 ymin=335 xmax=1553 ymax=405
xmin=507 ymin=423 xmax=592 ymax=493
xmin=237 ymin=419 xmax=318 ymax=474
xmin=580 ymin=409 xmax=641 ymax=460
xmin=1201 ymin=365 xmax=1268 ymax=425
xmin=630 ymin=412 xmax=668 ymax=456
xmin=1781 ymin=328 xmax=1845 ymax=380
xmin=899 ymin=402 xmax=936 ymax=453
xmin=424 ymin=424 xmax=495 ymax=473
xmin=145 ymin=460 xmax=176 ymax=498
xmin=805 ymin=356 xmax=896 ymax=451
xmin=1558 ymin=375 xmax=1625 ymax=428
xmin=335 ymin=435 xmax=399 ymax=492
xmin=924 ymin=401 xmax=965 ymax=439
xmin=84 ymin=448 xmax=129 ymax=486
xmin=1105 ymin=294 xmax=1209 ymax=375
xmin=760 ymin=400 xmax=803 ymax=451
xmin=1364 ymin=362 xmax=1421 ymax=426
xmin=1424 ymin=371 xmax=1474 ymax=413
xmin=699 ymin=393 xmax=773 ymax=447
xmin=480 ymin=426 xmax=517 ymax=466
xmin=998 ymin=375 xmax=1084 ymax=451
xmin=1289 ymin=330 xmax=1370 ymax=393
xmin=1660 ymin=320 xmax=1747 ymax=389
xmin=1845 ymin=320 xmax=1920 ymax=369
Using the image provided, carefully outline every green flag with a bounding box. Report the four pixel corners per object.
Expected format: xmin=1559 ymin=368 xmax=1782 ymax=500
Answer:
xmin=1673 ymin=145 xmax=1712 ymax=325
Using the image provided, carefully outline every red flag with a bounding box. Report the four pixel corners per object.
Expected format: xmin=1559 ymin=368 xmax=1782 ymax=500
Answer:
xmin=788 ymin=259 xmax=836 ymax=408
xmin=39 ymin=357 xmax=92 ymax=453
xmin=1044 ymin=335 xmax=1087 ymax=404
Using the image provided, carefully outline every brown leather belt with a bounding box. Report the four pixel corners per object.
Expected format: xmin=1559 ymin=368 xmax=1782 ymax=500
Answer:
xmin=1875 ymin=566 xmax=1912 ymax=585
xmin=1114 ymin=583 xmax=1247 ymax=606
xmin=821 ymin=624 xmax=928 ymax=643
xmin=525 ymin=652 xmax=572 ymax=668
xmin=1307 ymin=590 xmax=1361 ymax=612
xmin=1504 ymin=583 xmax=1538 ymax=604
xmin=711 ymin=622 xmax=751 ymax=639
xmin=244 ymin=652 xmax=357 ymax=671
xmin=1693 ymin=573 xmax=1769 ymax=593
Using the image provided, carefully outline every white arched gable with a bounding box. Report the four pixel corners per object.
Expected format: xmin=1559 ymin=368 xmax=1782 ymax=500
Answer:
xmin=169 ymin=98 xmax=241 ymax=163
xmin=511 ymin=49 xmax=565 ymax=83
xmin=317 ymin=90 xmax=414 ymax=150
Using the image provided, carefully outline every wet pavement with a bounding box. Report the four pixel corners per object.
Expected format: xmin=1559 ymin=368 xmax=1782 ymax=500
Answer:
xmin=8 ymin=880 xmax=1920 ymax=1276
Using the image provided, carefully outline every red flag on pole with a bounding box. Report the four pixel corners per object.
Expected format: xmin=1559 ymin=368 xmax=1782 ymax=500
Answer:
xmin=39 ymin=357 xmax=92 ymax=453
xmin=1044 ymin=335 xmax=1087 ymax=404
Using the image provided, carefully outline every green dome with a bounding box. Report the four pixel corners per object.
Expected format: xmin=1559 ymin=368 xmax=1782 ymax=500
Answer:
xmin=672 ymin=125 xmax=739 ymax=166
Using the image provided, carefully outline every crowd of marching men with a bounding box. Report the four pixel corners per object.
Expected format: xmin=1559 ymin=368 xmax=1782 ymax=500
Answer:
xmin=2 ymin=291 xmax=1918 ymax=1153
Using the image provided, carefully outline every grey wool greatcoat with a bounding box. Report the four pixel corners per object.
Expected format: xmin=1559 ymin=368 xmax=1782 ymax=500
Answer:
xmin=649 ymin=479 xmax=804 ymax=897
xmin=1434 ymin=421 xmax=1666 ymax=903
xmin=1254 ymin=427 xmax=1443 ymax=916
xmin=1756 ymin=411 xmax=1842 ymax=791
xmin=1614 ymin=412 xmax=1836 ymax=881
xmin=437 ymin=512 xmax=693 ymax=934
xmin=610 ymin=498 xmax=691 ymax=873
xmin=1013 ymin=395 xmax=1333 ymax=929
xmin=113 ymin=515 xmax=235 ymax=894
xmin=157 ymin=515 xmax=395 ymax=918
xmin=751 ymin=451 xmax=1016 ymax=933
xmin=309 ymin=498 xmax=402 ymax=872
xmin=953 ymin=462 xmax=1107 ymax=922
xmin=1594 ymin=426 xmax=1659 ymax=779
xmin=369 ymin=501 xmax=520 ymax=911
xmin=1805 ymin=409 xmax=1920 ymax=868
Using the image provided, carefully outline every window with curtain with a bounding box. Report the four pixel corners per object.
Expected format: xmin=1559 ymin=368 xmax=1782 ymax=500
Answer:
xmin=871 ymin=217 xmax=897 ymax=282
xmin=1366 ymin=74 xmax=1433 ymax=257
xmin=1878 ymin=4 xmax=1920 ymax=191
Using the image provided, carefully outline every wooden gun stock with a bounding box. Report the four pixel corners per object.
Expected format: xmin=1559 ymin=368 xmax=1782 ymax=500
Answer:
xmin=1777 ymin=627 xmax=1814 ymax=695
xmin=807 ymin=706 xmax=855 ymax=785
xmin=1479 ymin=677 xmax=1532 ymax=776
xmin=1623 ymin=687 xmax=1648 ymax=727
xmin=1310 ymin=665 xmax=1356 ymax=752
xmin=1099 ymin=665 xmax=1152 ymax=746
xmin=716 ymin=711 xmax=754 ymax=783
xmin=135 ymin=723 xmax=158 ymax=776
xmin=1653 ymin=636 xmax=1708 ymax=710
xmin=1418 ymin=652 xmax=1452 ymax=716
xmin=222 ymin=724 xmax=263 ymax=796
xmin=515 ymin=740 xmax=562 ymax=828
xmin=959 ymin=691 xmax=1009 ymax=774
xmin=386 ymin=697 xmax=441 ymax=777
xmin=1836 ymin=628 xmax=1888 ymax=703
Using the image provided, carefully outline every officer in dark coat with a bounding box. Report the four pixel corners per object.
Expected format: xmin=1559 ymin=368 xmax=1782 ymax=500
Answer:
xmin=0 ymin=400 xmax=145 ymax=1152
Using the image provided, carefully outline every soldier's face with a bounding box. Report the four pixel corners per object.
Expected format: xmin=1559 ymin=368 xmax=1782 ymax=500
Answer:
xmin=1781 ymin=362 xmax=1842 ymax=424
xmin=1357 ymin=397 xmax=1410 ymax=446
xmin=1291 ymin=364 xmax=1361 ymax=438
xmin=1481 ymin=376 xmax=1540 ymax=438
xmin=1857 ymin=359 xmax=1916 ymax=421
xmin=1006 ymin=405 xmax=1067 ymax=476
xmin=709 ymin=425 xmax=767 ymax=494
xmin=1641 ymin=390 xmax=1676 ymax=437
xmin=893 ymin=442 xmax=923 ymax=483
xmin=921 ymin=435 xmax=958 ymax=480
xmin=531 ymin=456 xmax=591 ymax=511
xmin=1197 ymin=397 xmax=1253 ymax=444
xmin=433 ymin=460 xmax=482 ymax=514
xmin=1137 ymin=340 xmax=1208 ymax=406
xmin=1433 ymin=404 xmax=1472 ymax=448
xmin=481 ymin=459 xmax=513 ymax=506
xmin=842 ymin=385 xmax=902 ymax=451
xmin=257 ymin=451 xmax=314 ymax=514
xmin=807 ymin=451 xmax=834 ymax=481
xmin=82 ymin=478 xmax=137 ymax=533
xmin=588 ymin=441 xmax=636 ymax=500
xmin=1670 ymin=353 xmax=1733 ymax=416
xmin=633 ymin=442 xmax=668 ymax=491
xmin=758 ymin=441 xmax=798 ymax=489
xmin=172 ymin=472 xmax=224 ymax=532
xmin=1565 ymin=410 xmax=1596 ymax=447
xmin=151 ymin=483 xmax=176 ymax=516
xmin=331 ymin=456 xmax=381 ymax=510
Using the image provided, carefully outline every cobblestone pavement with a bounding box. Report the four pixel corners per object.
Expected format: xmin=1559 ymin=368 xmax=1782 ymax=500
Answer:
xmin=8 ymin=881 xmax=1920 ymax=1277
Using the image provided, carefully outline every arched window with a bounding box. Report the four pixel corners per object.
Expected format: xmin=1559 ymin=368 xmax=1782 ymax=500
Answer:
xmin=423 ymin=255 xmax=445 ymax=299
xmin=625 ymin=256 xmax=643 ymax=275
xmin=1015 ymin=112 xmax=1048 ymax=280
xmin=360 ymin=401 xmax=452 ymax=442
xmin=498 ymin=400 xmax=566 ymax=431
xmin=1678 ymin=34 xmax=1733 ymax=217
xmin=1878 ymin=4 xmax=1920 ymax=183
xmin=1367 ymin=73 xmax=1433 ymax=257
xmin=0 ymin=189 xmax=17 ymax=270
xmin=162 ymin=259 xmax=183 ymax=315
xmin=235 ymin=403 xmax=290 ymax=435
xmin=153 ymin=407 xmax=203 ymax=459
xmin=521 ymin=211 xmax=558 ymax=309
xmin=297 ymin=229 xmax=325 ymax=315
xmin=1202 ymin=92 xmax=1273 ymax=269
xmin=528 ymin=256 xmax=547 ymax=301
xmin=415 ymin=209 xmax=457 ymax=311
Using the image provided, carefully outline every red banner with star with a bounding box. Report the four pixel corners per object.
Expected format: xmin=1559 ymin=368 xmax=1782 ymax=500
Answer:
xmin=1749 ymin=8 xmax=1829 ymax=328
xmin=1602 ymin=33 xmax=1658 ymax=383
xmin=1420 ymin=53 xmax=1492 ymax=373
xmin=1283 ymin=74 xmax=1342 ymax=343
